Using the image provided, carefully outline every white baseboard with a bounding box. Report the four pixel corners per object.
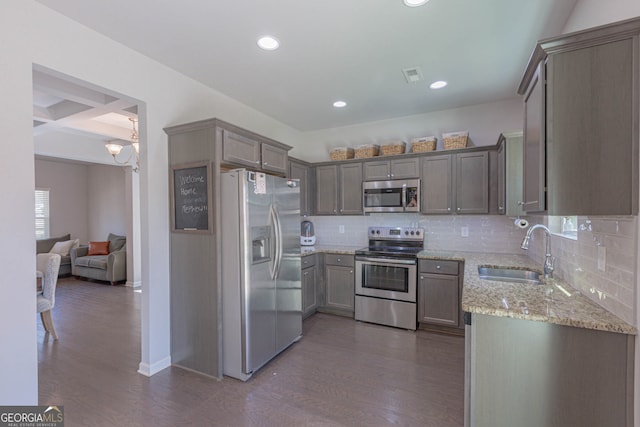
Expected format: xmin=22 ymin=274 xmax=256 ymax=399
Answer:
xmin=137 ymin=356 xmax=171 ymax=377
xmin=126 ymin=280 xmax=142 ymax=288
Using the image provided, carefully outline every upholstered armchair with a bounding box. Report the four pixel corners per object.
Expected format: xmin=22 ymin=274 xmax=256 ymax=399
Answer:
xmin=37 ymin=253 xmax=61 ymax=339
xmin=70 ymin=233 xmax=127 ymax=286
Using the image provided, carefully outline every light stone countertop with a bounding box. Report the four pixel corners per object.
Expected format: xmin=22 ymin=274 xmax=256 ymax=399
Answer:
xmin=418 ymin=250 xmax=636 ymax=335
xmin=300 ymin=245 xmax=362 ymax=256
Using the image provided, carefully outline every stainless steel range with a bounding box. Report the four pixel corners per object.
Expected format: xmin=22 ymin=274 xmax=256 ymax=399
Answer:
xmin=355 ymin=226 xmax=424 ymax=330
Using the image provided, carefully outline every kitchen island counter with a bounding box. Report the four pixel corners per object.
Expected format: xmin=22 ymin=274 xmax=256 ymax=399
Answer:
xmin=418 ymin=250 xmax=636 ymax=335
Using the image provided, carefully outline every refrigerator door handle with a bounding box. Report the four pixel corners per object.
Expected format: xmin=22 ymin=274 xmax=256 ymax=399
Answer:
xmin=269 ymin=204 xmax=283 ymax=280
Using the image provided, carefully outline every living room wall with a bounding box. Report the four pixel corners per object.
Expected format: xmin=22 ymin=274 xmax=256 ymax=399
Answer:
xmin=34 ymin=159 xmax=127 ymax=244
xmin=34 ymin=158 xmax=89 ymax=242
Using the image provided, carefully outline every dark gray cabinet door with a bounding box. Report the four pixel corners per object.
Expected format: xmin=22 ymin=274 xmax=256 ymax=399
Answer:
xmin=390 ymin=158 xmax=420 ymax=179
xmin=315 ymin=165 xmax=338 ymax=215
xmin=364 ymin=158 xmax=420 ymax=180
xmin=522 ymin=61 xmax=546 ymax=213
xmin=547 ymin=38 xmax=636 ymax=215
xmin=363 ymin=160 xmax=391 ymax=180
xmin=339 ymin=162 xmax=363 ymax=215
xmin=418 ymin=272 xmax=459 ymax=327
xmin=302 ymin=265 xmax=318 ymax=318
xmin=421 ymin=155 xmax=453 ymax=214
xmin=289 ymin=160 xmax=311 ymax=215
xmin=261 ymin=143 xmax=288 ymax=175
xmin=497 ymin=139 xmax=506 ymax=215
xmin=325 ymin=264 xmax=354 ymax=312
xmin=456 ymin=151 xmax=489 ymax=214
xmin=222 ymin=129 xmax=261 ymax=168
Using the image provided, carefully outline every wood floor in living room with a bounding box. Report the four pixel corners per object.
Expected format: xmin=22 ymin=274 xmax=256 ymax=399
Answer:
xmin=38 ymin=278 xmax=464 ymax=426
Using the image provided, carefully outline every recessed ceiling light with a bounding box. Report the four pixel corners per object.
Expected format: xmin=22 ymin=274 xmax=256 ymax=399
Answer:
xmin=257 ymin=36 xmax=279 ymax=51
xmin=430 ymin=80 xmax=448 ymax=89
xmin=333 ymin=101 xmax=347 ymax=108
xmin=403 ymin=0 xmax=429 ymax=7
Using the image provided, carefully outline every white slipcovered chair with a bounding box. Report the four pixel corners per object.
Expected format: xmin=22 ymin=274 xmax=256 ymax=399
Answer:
xmin=37 ymin=253 xmax=61 ymax=339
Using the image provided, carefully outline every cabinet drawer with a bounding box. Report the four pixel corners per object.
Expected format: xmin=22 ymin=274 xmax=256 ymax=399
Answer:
xmin=419 ymin=259 xmax=459 ymax=275
xmin=324 ymin=254 xmax=355 ymax=267
xmin=301 ymin=254 xmax=316 ymax=268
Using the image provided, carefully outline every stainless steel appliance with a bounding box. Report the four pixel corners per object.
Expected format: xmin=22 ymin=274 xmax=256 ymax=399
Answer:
xmin=355 ymin=226 xmax=424 ymax=330
xmin=300 ymin=220 xmax=316 ymax=246
xmin=221 ymin=169 xmax=301 ymax=381
xmin=363 ymin=179 xmax=420 ymax=213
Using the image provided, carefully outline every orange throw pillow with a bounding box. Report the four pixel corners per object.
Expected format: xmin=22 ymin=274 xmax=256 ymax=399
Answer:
xmin=87 ymin=241 xmax=110 ymax=256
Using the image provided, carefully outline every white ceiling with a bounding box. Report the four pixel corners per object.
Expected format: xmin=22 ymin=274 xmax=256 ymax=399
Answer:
xmin=33 ymin=0 xmax=577 ymax=139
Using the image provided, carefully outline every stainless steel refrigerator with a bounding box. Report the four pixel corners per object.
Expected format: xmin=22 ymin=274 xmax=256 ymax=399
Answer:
xmin=221 ymin=169 xmax=301 ymax=381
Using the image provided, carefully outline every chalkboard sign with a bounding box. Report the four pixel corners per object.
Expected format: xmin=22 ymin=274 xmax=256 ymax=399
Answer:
xmin=170 ymin=162 xmax=212 ymax=233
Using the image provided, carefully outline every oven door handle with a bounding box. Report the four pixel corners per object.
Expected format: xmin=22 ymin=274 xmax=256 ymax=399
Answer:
xmin=356 ymin=256 xmax=417 ymax=265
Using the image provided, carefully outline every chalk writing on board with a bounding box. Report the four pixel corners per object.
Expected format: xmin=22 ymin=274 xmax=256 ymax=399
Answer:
xmin=172 ymin=164 xmax=210 ymax=231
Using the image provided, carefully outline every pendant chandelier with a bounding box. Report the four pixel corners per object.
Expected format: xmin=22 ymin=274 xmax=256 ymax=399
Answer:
xmin=105 ymin=117 xmax=140 ymax=172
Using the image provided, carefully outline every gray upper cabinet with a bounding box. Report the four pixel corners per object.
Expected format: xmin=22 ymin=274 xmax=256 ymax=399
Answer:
xmin=521 ymin=61 xmax=546 ymax=213
xmin=222 ymin=128 xmax=289 ymax=175
xmin=421 ymin=151 xmax=488 ymax=214
xmin=339 ymin=162 xmax=363 ymax=214
xmin=363 ymin=158 xmax=420 ymax=180
xmin=315 ymin=165 xmax=339 ymax=214
xmin=456 ymin=151 xmax=489 ymax=214
xmin=497 ymin=132 xmax=526 ymax=217
xmin=519 ymin=18 xmax=640 ymax=215
xmin=289 ymin=159 xmax=312 ymax=216
xmin=314 ymin=162 xmax=362 ymax=215
xmin=421 ymin=155 xmax=453 ymax=214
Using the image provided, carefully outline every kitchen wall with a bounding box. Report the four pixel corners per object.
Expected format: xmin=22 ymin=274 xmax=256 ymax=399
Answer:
xmin=293 ymin=98 xmax=523 ymax=163
xmin=309 ymin=214 xmax=526 ymax=254
xmin=526 ymin=215 xmax=637 ymax=327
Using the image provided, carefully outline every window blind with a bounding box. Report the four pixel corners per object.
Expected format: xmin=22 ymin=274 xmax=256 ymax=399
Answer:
xmin=35 ymin=189 xmax=50 ymax=239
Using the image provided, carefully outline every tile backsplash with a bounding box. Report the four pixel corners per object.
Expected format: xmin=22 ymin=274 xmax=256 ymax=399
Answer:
xmin=307 ymin=213 xmax=527 ymax=253
xmin=526 ymin=215 xmax=637 ymax=326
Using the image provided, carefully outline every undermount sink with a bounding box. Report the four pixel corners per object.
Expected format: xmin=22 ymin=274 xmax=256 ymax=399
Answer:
xmin=477 ymin=266 xmax=543 ymax=285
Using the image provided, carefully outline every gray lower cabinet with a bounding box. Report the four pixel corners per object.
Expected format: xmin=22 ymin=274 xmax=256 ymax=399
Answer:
xmin=301 ymin=254 xmax=318 ymax=319
xmin=421 ymin=151 xmax=488 ymax=214
xmin=289 ymin=159 xmax=312 ymax=216
xmin=322 ymin=254 xmax=355 ymax=316
xmin=363 ymin=158 xmax=420 ymax=180
xmin=314 ymin=162 xmax=362 ymax=215
xmin=418 ymin=259 xmax=462 ymax=329
xmin=222 ymin=128 xmax=289 ymax=175
xmin=469 ymin=314 xmax=634 ymax=427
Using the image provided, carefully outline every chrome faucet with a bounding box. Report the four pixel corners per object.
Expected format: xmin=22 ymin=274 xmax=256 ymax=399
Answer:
xmin=520 ymin=224 xmax=555 ymax=279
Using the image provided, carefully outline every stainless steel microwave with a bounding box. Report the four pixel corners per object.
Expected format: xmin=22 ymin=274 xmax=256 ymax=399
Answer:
xmin=363 ymin=179 xmax=420 ymax=213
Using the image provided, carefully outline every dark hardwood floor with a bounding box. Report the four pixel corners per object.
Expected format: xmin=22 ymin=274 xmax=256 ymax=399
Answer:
xmin=39 ymin=277 xmax=464 ymax=426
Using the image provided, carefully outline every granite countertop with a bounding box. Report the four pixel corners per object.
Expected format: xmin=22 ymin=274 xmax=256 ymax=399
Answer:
xmin=300 ymin=245 xmax=361 ymax=256
xmin=418 ymin=250 xmax=636 ymax=335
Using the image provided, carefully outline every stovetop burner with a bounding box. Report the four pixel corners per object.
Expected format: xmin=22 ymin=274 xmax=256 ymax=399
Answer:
xmin=356 ymin=226 xmax=425 ymax=259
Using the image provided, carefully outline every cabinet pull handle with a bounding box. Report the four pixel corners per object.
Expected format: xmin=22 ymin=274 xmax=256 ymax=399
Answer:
xmin=436 ymin=265 xmax=441 ymax=269
xmin=499 ymin=206 xmax=504 ymax=210
xmin=263 ymin=162 xmax=268 ymax=166
xmin=420 ymin=275 xmax=424 ymax=280
xmin=390 ymin=173 xmax=394 ymax=177
xmin=447 ymin=207 xmax=451 ymax=212
xmin=303 ymin=271 xmax=309 ymax=276
xmin=457 ymin=207 xmax=461 ymax=211
xmin=337 ymin=258 xmax=341 ymax=262
xmin=517 ymin=201 xmax=524 ymax=206
xmin=350 ymin=270 xmax=353 ymax=274
xmin=255 ymin=160 xmax=261 ymax=164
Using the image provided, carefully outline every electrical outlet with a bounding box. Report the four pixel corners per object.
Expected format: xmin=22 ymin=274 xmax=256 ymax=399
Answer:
xmin=339 ymin=225 xmax=345 ymax=234
xmin=597 ymin=246 xmax=606 ymax=271
xmin=461 ymin=226 xmax=469 ymax=237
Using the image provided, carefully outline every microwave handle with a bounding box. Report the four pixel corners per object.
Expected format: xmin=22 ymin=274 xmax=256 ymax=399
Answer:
xmin=402 ymin=184 xmax=407 ymax=211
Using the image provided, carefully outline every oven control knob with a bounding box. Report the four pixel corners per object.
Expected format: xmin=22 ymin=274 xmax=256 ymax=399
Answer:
xmin=404 ymin=231 xmax=409 ymax=235
xmin=410 ymin=231 xmax=415 ymax=235
xmin=371 ymin=230 xmax=375 ymax=235
xmin=416 ymin=230 xmax=420 ymax=236
xmin=376 ymin=230 xmax=380 ymax=235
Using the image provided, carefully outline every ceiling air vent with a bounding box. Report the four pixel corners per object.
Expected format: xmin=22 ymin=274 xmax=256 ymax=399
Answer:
xmin=402 ymin=67 xmax=423 ymax=83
